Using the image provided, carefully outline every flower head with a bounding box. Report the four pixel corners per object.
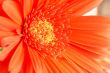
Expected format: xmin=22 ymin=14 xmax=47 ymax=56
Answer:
xmin=0 ymin=0 xmax=110 ymax=73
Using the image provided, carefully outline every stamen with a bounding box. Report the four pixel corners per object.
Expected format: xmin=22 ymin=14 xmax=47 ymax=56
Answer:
xmin=28 ymin=19 xmax=55 ymax=45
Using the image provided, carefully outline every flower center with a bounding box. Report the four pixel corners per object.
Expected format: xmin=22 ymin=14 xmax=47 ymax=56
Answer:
xmin=28 ymin=19 xmax=55 ymax=45
xmin=23 ymin=9 xmax=69 ymax=57
xmin=23 ymin=19 xmax=56 ymax=49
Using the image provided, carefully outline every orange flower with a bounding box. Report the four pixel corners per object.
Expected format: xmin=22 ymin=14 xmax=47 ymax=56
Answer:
xmin=0 ymin=0 xmax=110 ymax=73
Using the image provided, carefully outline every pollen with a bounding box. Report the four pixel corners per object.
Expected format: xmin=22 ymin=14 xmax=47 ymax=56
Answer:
xmin=28 ymin=19 xmax=55 ymax=45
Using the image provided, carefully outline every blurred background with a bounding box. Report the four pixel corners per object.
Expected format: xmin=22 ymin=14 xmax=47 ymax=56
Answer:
xmin=84 ymin=0 xmax=110 ymax=18
xmin=98 ymin=0 xmax=110 ymax=17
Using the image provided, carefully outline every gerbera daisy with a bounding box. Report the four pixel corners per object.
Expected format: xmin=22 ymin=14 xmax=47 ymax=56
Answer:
xmin=0 ymin=0 xmax=110 ymax=73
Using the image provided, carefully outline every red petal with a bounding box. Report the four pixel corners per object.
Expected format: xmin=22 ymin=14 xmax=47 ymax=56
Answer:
xmin=2 ymin=0 xmax=22 ymax=25
xmin=9 ymin=41 xmax=24 ymax=73
xmin=0 ymin=0 xmax=2 ymax=4
xmin=20 ymin=56 xmax=35 ymax=73
xmin=26 ymin=61 xmax=34 ymax=73
xmin=0 ymin=49 xmax=13 ymax=73
xmin=0 ymin=60 xmax=9 ymax=73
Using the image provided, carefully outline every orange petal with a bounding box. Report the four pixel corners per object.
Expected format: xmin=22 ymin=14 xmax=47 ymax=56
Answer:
xmin=2 ymin=0 xmax=22 ymax=25
xmin=63 ymin=46 xmax=106 ymax=73
xmin=35 ymin=0 xmax=50 ymax=10
xmin=48 ymin=57 xmax=68 ymax=73
xmin=68 ymin=16 xmax=110 ymax=56
xmin=45 ymin=56 xmax=82 ymax=73
xmin=0 ymin=25 xmax=10 ymax=31
xmin=41 ymin=0 xmax=102 ymax=16
xmin=63 ymin=55 xmax=85 ymax=73
xmin=35 ymin=0 xmax=67 ymax=17
xmin=62 ymin=0 xmax=102 ymax=15
xmin=51 ymin=57 xmax=78 ymax=73
xmin=69 ymin=16 xmax=110 ymax=30
xmin=9 ymin=41 xmax=24 ymax=73
xmin=28 ymin=48 xmax=43 ymax=73
xmin=0 ymin=36 xmax=20 ymax=47
xmin=69 ymin=42 xmax=106 ymax=59
xmin=35 ymin=0 xmax=102 ymax=16
xmin=23 ymin=0 xmax=34 ymax=17
xmin=0 ymin=31 xmax=15 ymax=37
xmin=0 ymin=16 xmax=19 ymax=31
xmin=45 ymin=57 xmax=61 ymax=73
xmin=69 ymin=31 xmax=110 ymax=54
xmin=70 ymin=41 xmax=110 ymax=57
xmin=0 ymin=36 xmax=20 ymax=61
xmin=40 ymin=57 xmax=49 ymax=73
